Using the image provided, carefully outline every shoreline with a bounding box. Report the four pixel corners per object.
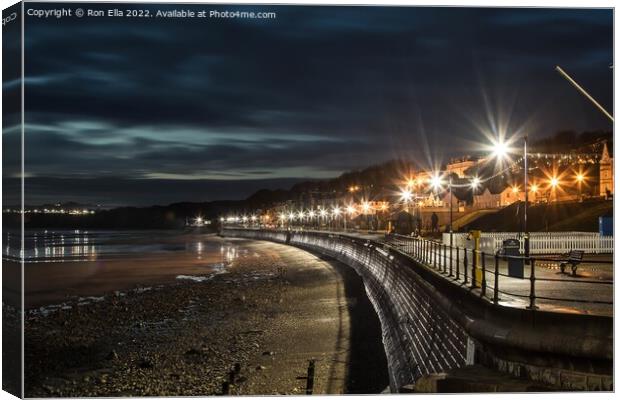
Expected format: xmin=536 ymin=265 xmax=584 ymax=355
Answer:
xmin=24 ymin=238 xmax=388 ymax=396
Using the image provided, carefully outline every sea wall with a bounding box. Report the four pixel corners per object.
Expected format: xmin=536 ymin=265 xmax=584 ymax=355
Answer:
xmin=221 ymin=228 xmax=613 ymax=392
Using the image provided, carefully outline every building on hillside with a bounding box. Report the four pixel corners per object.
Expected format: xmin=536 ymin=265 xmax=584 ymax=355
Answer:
xmin=446 ymin=156 xmax=481 ymax=178
xmin=473 ymin=188 xmax=501 ymax=209
xmin=499 ymin=186 xmax=525 ymax=206
xmin=440 ymin=191 xmax=465 ymax=211
xmin=599 ymin=141 xmax=614 ymax=197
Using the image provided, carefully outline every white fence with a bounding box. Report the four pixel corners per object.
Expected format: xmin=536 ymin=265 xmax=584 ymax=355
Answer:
xmin=442 ymin=232 xmax=614 ymax=254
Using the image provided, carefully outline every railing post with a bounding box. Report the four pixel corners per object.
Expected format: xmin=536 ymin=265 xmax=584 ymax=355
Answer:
xmin=480 ymin=252 xmax=487 ymax=297
xmin=471 ymin=249 xmax=477 ymax=288
xmin=433 ymin=242 xmax=437 ymax=269
xmin=449 ymin=245 xmax=453 ymax=277
xmin=456 ymin=247 xmax=460 ymax=280
xmin=463 ymin=249 xmax=468 ymax=284
xmin=442 ymin=244 xmax=447 ymax=273
xmin=493 ymin=253 xmax=499 ymax=304
xmin=528 ymin=258 xmax=538 ymax=310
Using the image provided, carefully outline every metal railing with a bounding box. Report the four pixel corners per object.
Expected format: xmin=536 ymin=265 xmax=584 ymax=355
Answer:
xmin=386 ymin=234 xmax=613 ymax=312
xmin=442 ymin=232 xmax=614 ymax=255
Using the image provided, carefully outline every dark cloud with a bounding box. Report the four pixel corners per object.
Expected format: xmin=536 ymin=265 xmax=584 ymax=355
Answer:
xmin=10 ymin=4 xmax=613 ymax=205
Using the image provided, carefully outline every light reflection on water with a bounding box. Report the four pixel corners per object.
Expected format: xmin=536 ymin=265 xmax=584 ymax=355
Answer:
xmin=2 ymin=230 xmax=238 ymax=264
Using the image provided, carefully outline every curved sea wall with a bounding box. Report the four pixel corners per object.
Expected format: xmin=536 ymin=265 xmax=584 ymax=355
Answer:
xmin=221 ymin=228 xmax=613 ymax=392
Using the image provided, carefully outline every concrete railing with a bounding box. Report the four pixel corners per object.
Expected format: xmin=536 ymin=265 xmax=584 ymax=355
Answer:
xmin=443 ymin=232 xmax=614 ymax=254
xmin=222 ymin=228 xmax=613 ymax=392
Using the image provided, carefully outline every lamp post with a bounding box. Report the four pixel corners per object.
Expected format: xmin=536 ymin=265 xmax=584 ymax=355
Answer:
xmin=523 ymin=135 xmax=529 ymax=259
xmin=449 ymin=176 xmax=453 ymax=248
xmin=576 ymin=173 xmax=584 ymax=202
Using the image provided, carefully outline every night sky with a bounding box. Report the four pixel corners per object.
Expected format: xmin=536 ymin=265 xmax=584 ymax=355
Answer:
xmin=3 ymin=4 xmax=613 ymax=206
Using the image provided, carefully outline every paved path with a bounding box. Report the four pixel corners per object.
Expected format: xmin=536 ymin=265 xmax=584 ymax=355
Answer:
xmin=384 ymin=238 xmax=613 ymax=316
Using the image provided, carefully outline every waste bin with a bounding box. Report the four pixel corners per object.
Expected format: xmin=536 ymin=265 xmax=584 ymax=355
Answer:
xmin=502 ymin=239 xmax=523 ymax=278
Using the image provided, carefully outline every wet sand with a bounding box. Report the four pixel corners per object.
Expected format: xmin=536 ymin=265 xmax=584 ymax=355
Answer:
xmin=24 ymin=237 xmax=388 ymax=396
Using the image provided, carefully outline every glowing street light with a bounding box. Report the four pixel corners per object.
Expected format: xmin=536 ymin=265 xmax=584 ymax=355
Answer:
xmin=470 ymin=177 xmax=481 ymax=190
xmin=430 ymin=174 xmax=443 ymax=191
xmin=400 ymin=188 xmax=413 ymax=202
xmin=530 ymin=184 xmax=538 ymax=193
xmin=549 ymin=177 xmax=559 ymax=189
xmin=491 ymin=139 xmax=509 ymax=160
xmin=575 ymin=172 xmax=586 ymax=202
xmin=512 ymin=186 xmax=519 ymax=194
xmin=332 ymin=206 xmax=341 ymax=216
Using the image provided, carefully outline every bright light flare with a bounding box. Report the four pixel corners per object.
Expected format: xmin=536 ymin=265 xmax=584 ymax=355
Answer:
xmin=429 ymin=174 xmax=443 ymax=190
xmin=332 ymin=206 xmax=341 ymax=216
xmin=470 ymin=177 xmax=481 ymax=190
xmin=400 ymin=188 xmax=413 ymax=202
xmin=491 ymin=139 xmax=509 ymax=160
xmin=549 ymin=177 xmax=559 ymax=188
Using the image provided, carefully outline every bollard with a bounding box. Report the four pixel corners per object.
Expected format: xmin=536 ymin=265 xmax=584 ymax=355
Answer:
xmin=306 ymin=360 xmax=316 ymax=395
xmin=528 ymin=258 xmax=538 ymax=310
xmin=481 ymin=252 xmax=487 ymax=297
xmin=222 ymin=381 xmax=230 ymax=395
xmin=493 ymin=254 xmax=499 ymax=304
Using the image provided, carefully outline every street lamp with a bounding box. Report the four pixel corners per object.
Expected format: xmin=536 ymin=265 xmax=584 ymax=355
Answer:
xmin=470 ymin=177 xmax=481 ymax=190
xmin=491 ymin=139 xmax=509 ymax=160
xmin=345 ymin=204 xmax=355 ymax=231
xmin=332 ymin=206 xmax=341 ymax=230
xmin=400 ymin=188 xmax=413 ymax=202
xmin=430 ymin=174 xmax=443 ymax=191
xmin=575 ymin=173 xmax=585 ymax=202
xmin=361 ymin=201 xmax=371 ymax=231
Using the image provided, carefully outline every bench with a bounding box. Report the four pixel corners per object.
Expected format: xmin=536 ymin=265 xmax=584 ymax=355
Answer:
xmin=558 ymin=250 xmax=585 ymax=276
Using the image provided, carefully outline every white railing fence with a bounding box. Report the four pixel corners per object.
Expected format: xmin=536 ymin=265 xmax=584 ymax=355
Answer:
xmin=442 ymin=232 xmax=614 ymax=254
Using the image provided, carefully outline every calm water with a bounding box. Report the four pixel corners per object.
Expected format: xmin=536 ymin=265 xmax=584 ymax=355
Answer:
xmin=3 ymin=230 xmax=236 ymax=263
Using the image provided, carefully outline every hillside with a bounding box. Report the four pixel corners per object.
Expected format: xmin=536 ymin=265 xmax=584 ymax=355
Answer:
xmin=463 ymin=199 xmax=612 ymax=232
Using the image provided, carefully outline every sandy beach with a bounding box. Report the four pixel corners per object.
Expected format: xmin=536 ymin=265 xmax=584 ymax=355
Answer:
xmin=23 ymin=236 xmax=388 ymax=396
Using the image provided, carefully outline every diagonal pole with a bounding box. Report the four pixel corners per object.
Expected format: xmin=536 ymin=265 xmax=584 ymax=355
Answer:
xmin=555 ymin=66 xmax=613 ymax=122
